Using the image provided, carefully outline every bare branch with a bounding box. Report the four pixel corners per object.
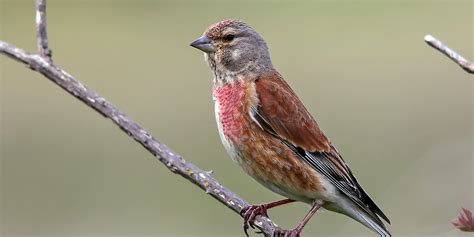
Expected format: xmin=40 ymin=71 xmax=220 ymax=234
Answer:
xmin=0 ymin=39 xmax=281 ymax=236
xmin=0 ymin=0 xmax=282 ymax=234
xmin=424 ymin=35 xmax=474 ymax=74
xmin=35 ymin=0 xmax=52 ymax=61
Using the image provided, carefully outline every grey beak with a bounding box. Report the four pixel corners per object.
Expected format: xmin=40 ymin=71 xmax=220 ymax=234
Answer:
xmin=190 ymin=35 xmax=215 ymax=53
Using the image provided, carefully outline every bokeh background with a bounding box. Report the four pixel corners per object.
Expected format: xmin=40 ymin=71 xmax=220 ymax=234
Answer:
xmin=1 ymin=0 xmax=472 ymax=236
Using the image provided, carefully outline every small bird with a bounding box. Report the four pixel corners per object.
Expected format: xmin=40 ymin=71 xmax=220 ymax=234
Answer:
xmin=190 ymin=20 xmax=391 ymax=237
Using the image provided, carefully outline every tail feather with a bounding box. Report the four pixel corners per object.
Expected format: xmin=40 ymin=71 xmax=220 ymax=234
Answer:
xmin=329 ymin=195 xmax=391 ymax=237
xmin=357 ymin=184 xmax=391 ymax=224
xmin=356 ymin=210 xmax=391 ymax=237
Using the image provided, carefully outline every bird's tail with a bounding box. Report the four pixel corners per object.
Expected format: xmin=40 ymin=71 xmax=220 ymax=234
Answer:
xmin=351 ymin=207 xmax=391 ymax=237
xmin=328 ymin=196 xmax=391 ymax=237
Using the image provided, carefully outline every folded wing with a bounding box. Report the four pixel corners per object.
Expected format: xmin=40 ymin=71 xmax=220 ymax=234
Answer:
xmin=251 ymin=71 xmax=390 ymax=225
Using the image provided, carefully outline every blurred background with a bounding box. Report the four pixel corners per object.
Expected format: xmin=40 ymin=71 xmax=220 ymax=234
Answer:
xmin=1 ymin=0 xmax=472 ymax=236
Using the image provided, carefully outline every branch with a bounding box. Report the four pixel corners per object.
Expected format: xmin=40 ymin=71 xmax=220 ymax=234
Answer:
xmin=424 ymin=35 xmax=473 ymax=232
xmin=0 ymin=0 xmax=281 ymax=236
xmin=424 ymin=35 xmax=474 ymax=74
xmin=35 ymin=0 xmax=52 ymax=61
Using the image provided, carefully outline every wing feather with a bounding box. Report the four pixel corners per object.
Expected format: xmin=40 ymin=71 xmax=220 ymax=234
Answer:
xmin=253 ymin=71 xmax=390 ymax=224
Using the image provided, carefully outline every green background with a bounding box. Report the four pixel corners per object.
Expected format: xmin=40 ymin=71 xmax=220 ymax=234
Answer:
xmin=1 ymin=0 xmax=472 ymax=236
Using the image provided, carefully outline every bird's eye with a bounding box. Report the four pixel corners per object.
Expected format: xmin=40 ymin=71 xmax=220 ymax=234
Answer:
xmin=223 ymin=34 xmax=235 ymax=41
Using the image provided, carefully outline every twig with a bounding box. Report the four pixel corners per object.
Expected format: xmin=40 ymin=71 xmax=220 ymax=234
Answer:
xmin=0 ymin=0 xmax=281 ymax=236
xmin=35 ymin=0 xmax=52 ymax=61
xmin=425 ymin=35 xmax=474 ymax=233
xmin=424 ymin=35 xmax=474 ymax=74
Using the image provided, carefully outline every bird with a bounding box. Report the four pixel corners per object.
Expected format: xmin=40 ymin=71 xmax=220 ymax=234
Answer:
xmin=190 ymin=19 xmax=391 ymax=237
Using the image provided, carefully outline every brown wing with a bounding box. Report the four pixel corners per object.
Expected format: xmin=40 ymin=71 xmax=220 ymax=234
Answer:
xmin=253 ymin=71 xmax=351 ymax=178
xmin=254 ymin=71 xmax=330 ymax=152
xmin=252 ymin=71 xmax=390 ymax=224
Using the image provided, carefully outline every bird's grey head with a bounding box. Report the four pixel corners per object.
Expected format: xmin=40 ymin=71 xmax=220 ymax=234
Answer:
xmin=190 ymin=20 xmax=273 ymax=85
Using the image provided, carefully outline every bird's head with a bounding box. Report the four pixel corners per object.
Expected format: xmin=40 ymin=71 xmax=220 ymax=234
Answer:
xmin=190 ymin=20 xmax=273 ymax=84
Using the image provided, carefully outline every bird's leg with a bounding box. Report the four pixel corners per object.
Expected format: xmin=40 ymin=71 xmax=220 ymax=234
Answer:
xmin=276 ymin=200 xmax=323 ymax=237
xmin=241 ymin=199 xmax=295 ymax=237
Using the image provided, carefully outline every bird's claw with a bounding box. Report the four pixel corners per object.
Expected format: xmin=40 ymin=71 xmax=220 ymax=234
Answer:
xmin=241 ymin=204 xmax=270 ymax=237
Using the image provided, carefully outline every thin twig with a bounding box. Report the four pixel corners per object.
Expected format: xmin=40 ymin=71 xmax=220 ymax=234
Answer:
xmin=35 ymin=0 xmax=52 ymax=61
xmin=424 ymin=35 xmax=474 ymax=74
xmin=424 ymin=36 xmax=473 ymax=233
xmin=0 ymin=0 xmax=282 ymax=236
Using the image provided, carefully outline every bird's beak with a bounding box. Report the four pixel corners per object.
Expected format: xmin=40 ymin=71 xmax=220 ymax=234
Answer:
xmin=190 ymin=35 xmax=215 ymax=53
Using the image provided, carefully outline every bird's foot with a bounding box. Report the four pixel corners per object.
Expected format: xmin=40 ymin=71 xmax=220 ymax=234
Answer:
xmin=274 ymin=228 xmax=302 ymax=237
xmin=241 ymin=204 xmax=270 ymax=237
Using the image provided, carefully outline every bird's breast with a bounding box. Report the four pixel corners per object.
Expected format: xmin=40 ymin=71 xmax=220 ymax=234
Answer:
xmin=213 ymin=82 xmax=249 ymax=143
xmin=212 ymin=81 xmax=331 ymax=202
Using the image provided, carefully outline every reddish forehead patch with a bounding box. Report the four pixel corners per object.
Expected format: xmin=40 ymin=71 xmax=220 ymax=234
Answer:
xmin=205 ymin=19 xmax=243 ymax=38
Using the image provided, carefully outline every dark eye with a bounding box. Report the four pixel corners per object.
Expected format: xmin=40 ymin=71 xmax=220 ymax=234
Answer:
xmin=223 ymin=34 xmax=235 ymax=41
